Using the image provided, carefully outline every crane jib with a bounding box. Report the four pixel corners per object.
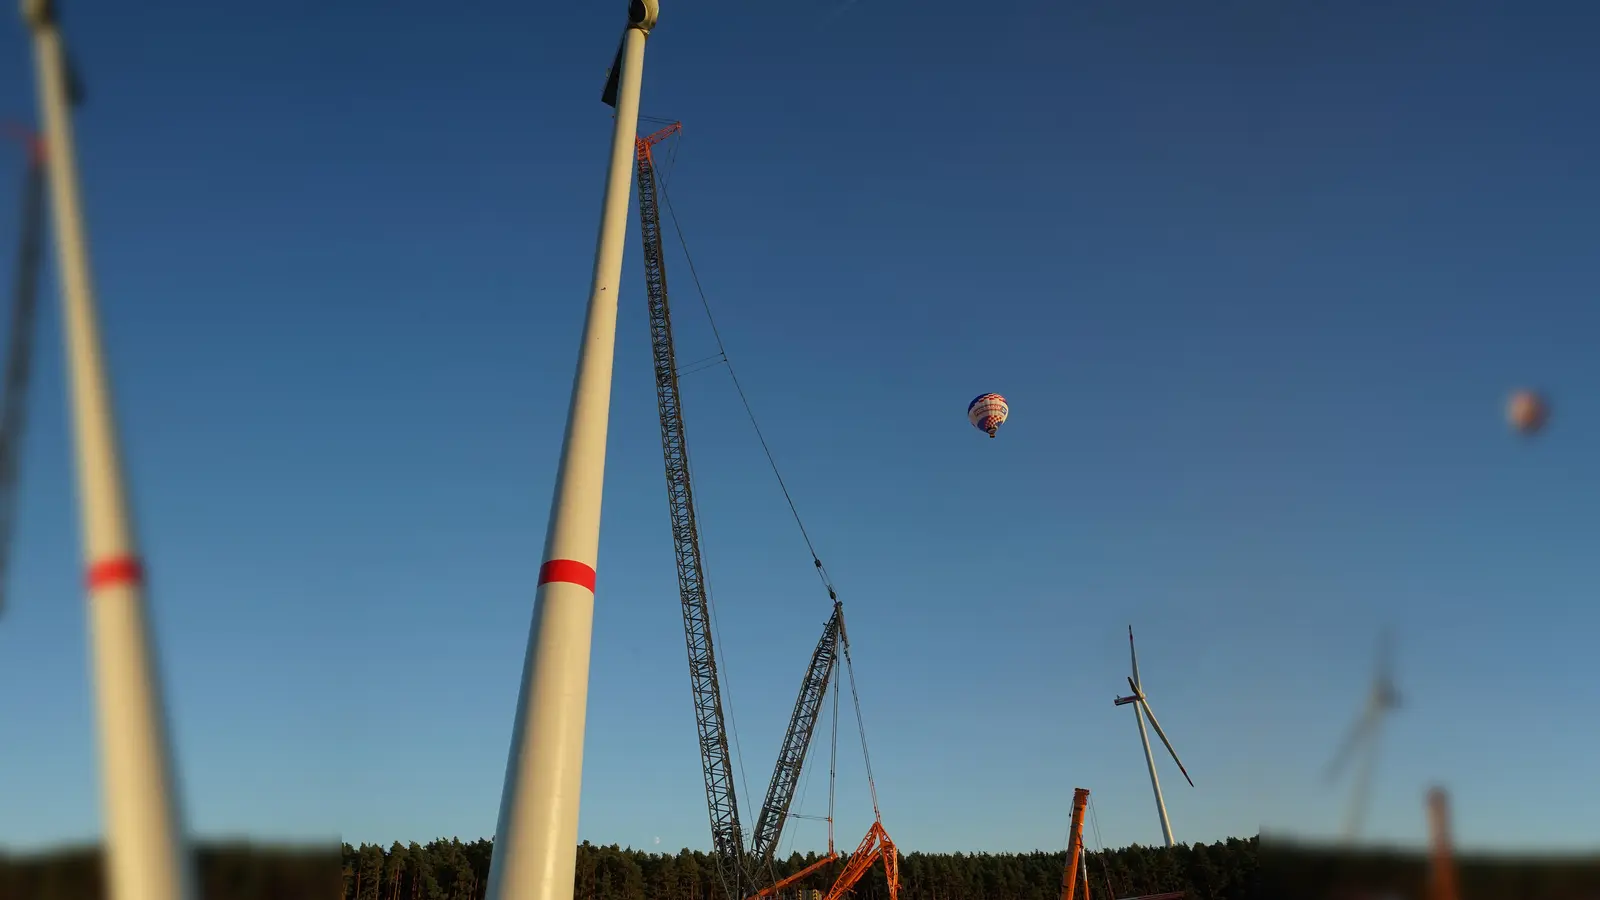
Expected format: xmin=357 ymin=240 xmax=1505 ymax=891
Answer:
xmin=639 ymin=123 xmax=838 ymax=899
xmin=635 ymin=129 xmax=748 ymax=900
xmin=636 ymin=124 xmax=892 ymax=900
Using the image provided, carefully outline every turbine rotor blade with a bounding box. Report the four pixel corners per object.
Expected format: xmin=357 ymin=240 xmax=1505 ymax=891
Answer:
xmin=1128 ymin=626 xmax=1142 ymax=689
xmin=1138 ymin=698 xmax=1193 ymax=787
xmin=600 ymin=35 xmax=626 ymax=107
xmin=1376 ymin=629 xmax=1400 ymax=709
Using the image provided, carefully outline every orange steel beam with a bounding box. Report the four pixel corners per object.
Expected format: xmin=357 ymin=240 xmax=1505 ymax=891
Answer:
xmin=1427 ymin=787 xmax=1459 ymax=900
xmin=637 ymin=121 xmax=682 ymax=166
xmin=1060 ymin=788 xmax=1090 ymax=900
xmin=743 ymin=853 xmax=839 ymax=900
xmin=820 ymin=821 xmax=899 ymax=900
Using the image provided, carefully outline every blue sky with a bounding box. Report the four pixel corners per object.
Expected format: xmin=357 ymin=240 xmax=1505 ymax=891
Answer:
xmin=1 ymin=0 xmax=1598 ymax=860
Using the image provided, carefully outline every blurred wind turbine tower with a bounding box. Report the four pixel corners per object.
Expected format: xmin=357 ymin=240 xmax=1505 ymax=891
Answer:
xmin=20 ymin=2 xmax=198 ymax=899
xmin=1325 ymin=631 xmax=1401 ymax=843
xmin=1113 ymin=626 xmax=1194 ymax=848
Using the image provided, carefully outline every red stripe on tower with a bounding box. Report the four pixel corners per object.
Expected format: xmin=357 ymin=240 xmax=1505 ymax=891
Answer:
xmin=87 ymin=556 xmax=144 ymax=591
xmin=538 ymin=559 xmax=597 ymax=592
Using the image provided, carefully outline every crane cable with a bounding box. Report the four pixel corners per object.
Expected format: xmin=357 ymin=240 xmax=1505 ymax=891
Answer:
xmin=654 ymin=138 xmax=840 ymax=604
xmin=1085 ymin=794 xmax=1118 ymax=900
xmin=652 ymin=127 xmax=882 ymax=827
xmin=0 ymin=128 xmax=46 ymax=619
xmin=838 ymin=638 xmax=880 ymax=820
xmin=829 ymin=654 xmax=840 ymax=851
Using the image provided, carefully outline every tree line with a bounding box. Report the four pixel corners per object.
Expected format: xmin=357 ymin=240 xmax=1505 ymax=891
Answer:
xmin=1 ymin=837 xmax=1257 ymax=900
xmin=337 ymin=838 xmax=1260 ymax=900
xmin=1257 ymin=837 xmax=1600 ymax=899
xmin=10 ymin=834 xmax=1597 ymax=900
xmin=0 ymin=842 xmax=339 ymax=900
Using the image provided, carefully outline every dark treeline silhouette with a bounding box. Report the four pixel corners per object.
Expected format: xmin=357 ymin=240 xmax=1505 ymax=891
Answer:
xmin=12 ymin=834 xmax=1600 ymax=900
xmin=337 ymin=836 xmax=1260 ymax=900
xmin=0 ymin=842 xmax=340 ymax=900
xmin=12 ymin=835 xmax=1600 ymax=900
xmin=1259 ymin=837 xmax=1600 ymax=900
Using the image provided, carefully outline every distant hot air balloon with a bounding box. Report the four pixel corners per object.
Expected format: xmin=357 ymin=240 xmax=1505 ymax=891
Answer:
xmin=968 ymin=393 xmax=1008 ymax=439
xmin=1507 ymin=389 xmax=1549 ymax=436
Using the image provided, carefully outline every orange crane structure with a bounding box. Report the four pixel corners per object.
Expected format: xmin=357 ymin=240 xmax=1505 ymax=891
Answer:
xmin=1060 ymin=789 xmax=1092 ymax=900
xmin=1057 ymin=788 xmax=1184 ymax=900
xmin=1426 ymin=787 xmax=1460 ymax=900
xmin=633 ymin=120 xmax=900 ymax=900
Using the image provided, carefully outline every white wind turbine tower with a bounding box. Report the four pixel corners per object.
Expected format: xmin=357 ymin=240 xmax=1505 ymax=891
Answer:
xmin=1324 ymin=630 xmax=1400 ymax=843
xmin=1113 ymin=626 xmax=1194 ymax=848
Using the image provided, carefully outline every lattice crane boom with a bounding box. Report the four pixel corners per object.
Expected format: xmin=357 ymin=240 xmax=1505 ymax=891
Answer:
xmin=635 ymin=121 xmax=747 ymax=899
xmin=637 ymin=122 xmax=897 ymax=900
xmin=752 ymin=602 xmax=841 ymax=866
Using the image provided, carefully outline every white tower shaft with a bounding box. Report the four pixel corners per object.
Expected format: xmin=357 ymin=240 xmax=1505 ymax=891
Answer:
xmin=1342 ymin=713 xmax=1384 ymax=842
xmin=22 ymin=4 xmax=197 ymax=899
xmin=1134 ymin=700 xmax=1174 ymax=848
xmin=483 ymin=5 xmax=656 ymax=900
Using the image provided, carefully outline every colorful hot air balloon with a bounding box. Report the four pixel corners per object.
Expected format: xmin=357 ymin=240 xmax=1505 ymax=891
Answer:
xmin=968 ymin=393 xmax=1008 ymax=439
xmin=1507 ymin=389 xmax=1549 ymax=436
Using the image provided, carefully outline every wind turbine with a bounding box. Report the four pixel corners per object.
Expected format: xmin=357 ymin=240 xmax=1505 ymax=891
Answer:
xmin=1325 ymin=630 xmax=1400 ymax=843
xmin=1113 ymin=626 xmax=1194 ymax=848
xmin=21 ymin=3 xmax=197 ymax=900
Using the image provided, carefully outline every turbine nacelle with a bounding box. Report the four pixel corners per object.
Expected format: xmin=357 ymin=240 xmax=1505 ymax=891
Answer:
xmin=1374 ymin=680 xmax=1400 ymax=711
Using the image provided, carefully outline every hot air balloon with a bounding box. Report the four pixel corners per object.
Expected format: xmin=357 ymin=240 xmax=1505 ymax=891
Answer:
xmin=1507 ymin=389 xmax=1549 ymax=436
xmin=968 ymin=393 xmax=1008 ymax=439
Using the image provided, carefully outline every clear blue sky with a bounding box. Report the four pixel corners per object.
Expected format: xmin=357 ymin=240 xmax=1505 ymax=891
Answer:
xmin=1 ymin=0 xmax=1598 ymax=860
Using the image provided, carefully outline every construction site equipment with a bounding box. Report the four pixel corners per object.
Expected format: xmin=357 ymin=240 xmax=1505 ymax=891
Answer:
xmin=1426 ymin=787 xmax=1459 ymax=900
xmin=1060 ymin=789 xmax=1090 ymax=900
xmin=634 ymin=120 xmax=898 ymax=900
xmin=0 ymin=122 xmax=45 ymax=619
xmin=753 ymin=603 xmax=843 ymax=867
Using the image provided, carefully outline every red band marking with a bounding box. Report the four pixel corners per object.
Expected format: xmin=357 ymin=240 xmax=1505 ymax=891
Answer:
xmin=538 ymin=559 xmax=596 ymax=592
xmin=87 ymin=556 xmax=144 ymax=591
